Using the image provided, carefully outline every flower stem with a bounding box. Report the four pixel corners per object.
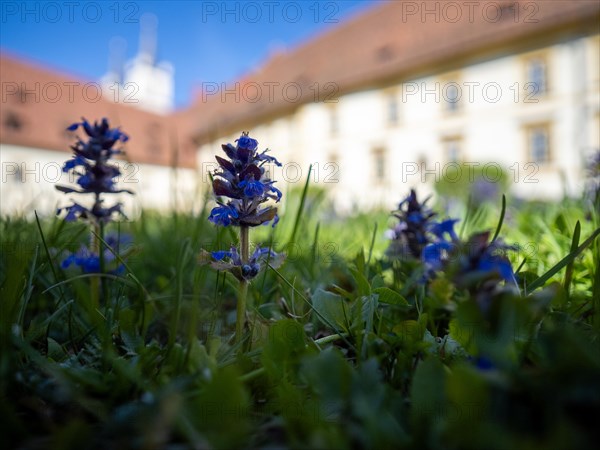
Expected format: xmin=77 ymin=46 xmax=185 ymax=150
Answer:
xmin=99 ymin=219 xmax=107 ymax=305
xmin=90 ymin=221 xmax=100 ymax=312
xmin=236 ymin=226 xmax=249 ymax=344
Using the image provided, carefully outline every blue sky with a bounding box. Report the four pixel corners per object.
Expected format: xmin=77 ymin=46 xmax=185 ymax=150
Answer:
xmin=1 ymin=1 xmax=376 ymax=108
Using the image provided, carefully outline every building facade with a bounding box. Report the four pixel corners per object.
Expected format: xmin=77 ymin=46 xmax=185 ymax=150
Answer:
xmin=0 ymin=53 xmax=197 ymax=218
xmin=190 ymin=1 xmax=600 ymax=212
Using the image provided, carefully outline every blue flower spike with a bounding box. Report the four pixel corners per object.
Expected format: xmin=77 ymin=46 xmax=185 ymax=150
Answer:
xmin=60 ymin=232 xmax=131 ymax=274
xmin=388 ymin=190 xmax=519 ymax=308
xmin=208 ymin=132 xmax=281 ymax=228
xmin=56 ymin=117 xmax=133 ymax=224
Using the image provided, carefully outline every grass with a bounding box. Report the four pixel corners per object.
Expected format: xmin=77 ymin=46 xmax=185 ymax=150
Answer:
xmin=1 ymin=184 xmax=599 ymax=450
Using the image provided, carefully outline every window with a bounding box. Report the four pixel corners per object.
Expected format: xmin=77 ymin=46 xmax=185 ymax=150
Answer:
xmin=386 ymin=91 xmax=399 ymax=126
xmin=525 ymin=55 xmax=549 ymax=96
xmin=372 ymin=147 xmax=386 ymax=181
xmin=444 ymin=83 xmax=461 ymax=112
xmin=442 ymin=136 xmax=462 ymax=163
xmin=377 ymin=45 xmax=393 ymax=62
xmin=440 ymin=73 xmax=462 ymax=114
xmin=8 ymin=165 xmax=23 ymax=183
xmin=525 ymin=124 xmax=551 ymax=164
xmin=3 ymin=111 xmax=23 ymax=131
xmin=328 ymin=152 xmax=339 ymax=167
xmin=499 ymin=3 xmax=518 ymax=20
xmin=325 ymin=152 xmax=340 ymax=184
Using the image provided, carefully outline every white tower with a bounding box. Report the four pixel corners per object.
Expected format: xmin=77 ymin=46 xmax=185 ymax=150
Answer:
xmin=121 ymin=13 xmax=175 ymax=114
xmin=100 ymin=36 xmax=126 ymax=96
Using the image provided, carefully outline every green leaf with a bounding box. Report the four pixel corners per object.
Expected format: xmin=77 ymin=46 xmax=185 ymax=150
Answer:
xmin=312 ymin=289 xmax=348 ymax=331
xmin=47 ymin=337 xmax=65 ymax=361
xmin=373 ymin=287 xmax=408 ymax=306
xmin=262 ymin=319 xmax=307 ymax=379
xmin=449 ymin=319 xmax=476 ymax=353
xmin=445 ymin=365 xmax=489 ymax=425
xmin=370 ymin=274 xmax=385 ymax=289
xmin=187 ymin=338 xmax=217 ymax=374
xmin=428 ymin=277 xmax=454 ymax=308
xmin=350 ymin=267 xmax=371 ymax=296
xmin=186 ymin=366 xmax=250 ymax=448
xmin=331 ymin=283 xmax=354 ymax=300
xmin=410 ymin=358 xmax=447 ymax=423
xmin=270 ymin=268 xmax=356 ymax=352
xmin=300 ymin=348 xmax=352 ymax=405
xmin=393 ymin=320 xmax=425 ymax=346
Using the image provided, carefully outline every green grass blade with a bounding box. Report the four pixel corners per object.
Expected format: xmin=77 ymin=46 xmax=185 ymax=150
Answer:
xmin=170 ymin=238 xmax=192 ymax=348
xmin=491 ymin=194 xmax=506 ymax=242
xmin=526 ymin=226 xmax=600 ymax=294
xmin=593 ymin=257 xmax=600 ymax=331
xmin=365 ymin=222 xmax=378 ymax=279
xmin=42 ymin=273 xmax=137 ymax=294
xmin=90 ymin=229 xmax=150 ymax=300
xmin=458 ymin=193 xmax=473 ymax=239
xmin=288 ymin=164 xmax=313 ymax=245
xmin=310 ymin=221 xmax=320 ymax=278
xmin=16 ymin=245 xmax=38 ymax=338
xmin=34 ymin=211 xmax=65 ymax=301
xmin=268 ymin=264 xmax=356 ymax=352
xmin=563 ymin=220 xmax=580 ymax=296
xmin=515 ymin=257 xmax=527 ymax=275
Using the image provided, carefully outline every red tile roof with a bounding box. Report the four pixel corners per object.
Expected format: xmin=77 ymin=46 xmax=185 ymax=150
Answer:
xmin=0 ymin=52 xmax=196 ymax=168
xmin=2 ymin=0 xmax=599 ymax=160
xmin=181 ymin=0 xmax=600 ymax=144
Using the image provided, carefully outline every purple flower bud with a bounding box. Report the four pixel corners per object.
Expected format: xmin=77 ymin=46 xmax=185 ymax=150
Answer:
xmin=237 ymin=135 xmax=258 ymax=151
xmin=57 ymin=117 xmax=132 ymax=224
xmin=208 ymin=204 xmax=239 ymax=227
xmin=209 ymin=133 xmax=283 ymax=228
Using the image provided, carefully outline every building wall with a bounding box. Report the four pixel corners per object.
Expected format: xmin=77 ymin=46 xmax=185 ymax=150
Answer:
xmin=1 ymin=144 xmax=199 ymax=218
xmin=197 ymin=34 xmax=600 ymax=213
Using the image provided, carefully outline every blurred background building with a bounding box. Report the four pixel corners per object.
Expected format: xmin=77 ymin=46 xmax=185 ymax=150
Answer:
xmin=1 ymin=0 xmax=599 ymax=216
xmin=1 ymin=12 xmax=192 ymax=217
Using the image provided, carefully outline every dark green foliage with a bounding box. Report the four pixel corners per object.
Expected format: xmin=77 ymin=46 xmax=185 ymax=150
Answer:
xmin=1 ymin=190 xmax=598 ymax=449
